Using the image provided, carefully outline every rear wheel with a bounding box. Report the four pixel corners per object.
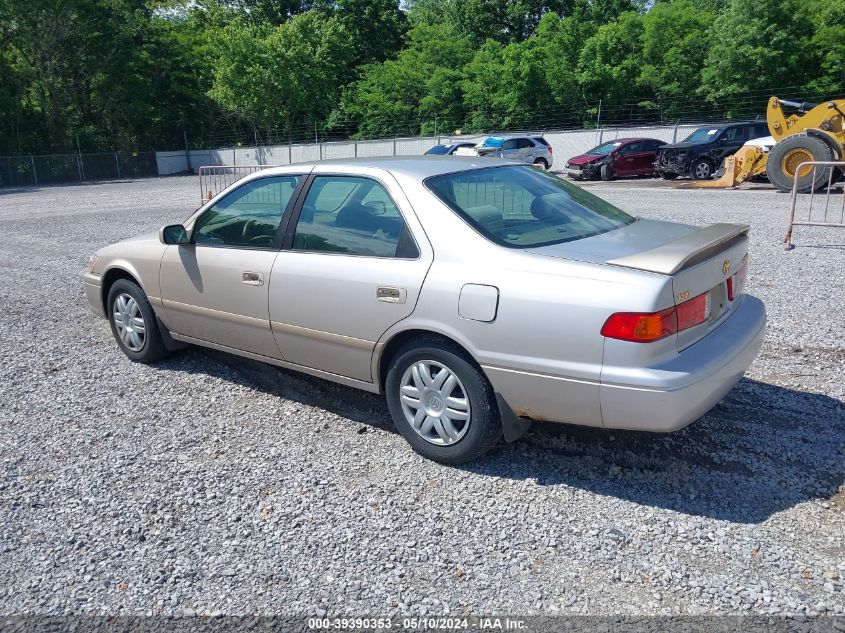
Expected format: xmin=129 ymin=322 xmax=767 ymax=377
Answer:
xmin=385 ymin=338 xmax=501 ymax=464
xmin=766 ymin=134 xmax=836 ymax=193
xmin=107 ymin=279 xmax=169 ymax=363
xmin=691 ymin=158 xmax=714 ymax=180
xmin=533 ymin=158 xmax=549 ymax=170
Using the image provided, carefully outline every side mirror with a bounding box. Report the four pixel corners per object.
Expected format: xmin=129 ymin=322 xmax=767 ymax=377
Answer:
xmin=159 ymin=224 xmax=189 ymax=245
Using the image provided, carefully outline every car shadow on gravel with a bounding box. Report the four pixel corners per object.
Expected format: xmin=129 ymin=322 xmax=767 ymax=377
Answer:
xmin=470 ymin=378 xmax=845 ymax=524
xmin=162 ymin=349 xmax=843 ymax=524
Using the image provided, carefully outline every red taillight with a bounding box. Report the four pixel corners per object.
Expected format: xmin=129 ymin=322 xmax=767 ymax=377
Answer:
xmin=548 ymin=146 xmax=553 ymax=153
xmin=601 ymin=292 xmax=711 ymax=343
xmin=727 ymin=263 xmax=747 ymax=301
xmin=676 ymin=292 xmax=711 ymax=330
xmin=601 ymin=307 xmax=677 ymax=342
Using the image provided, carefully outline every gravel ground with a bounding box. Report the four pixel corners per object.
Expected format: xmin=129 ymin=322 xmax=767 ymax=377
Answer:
xmin=0 ymin=175 xmax=843 ymax=617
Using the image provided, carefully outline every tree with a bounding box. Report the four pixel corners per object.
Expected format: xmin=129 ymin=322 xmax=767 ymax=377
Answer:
xmin=700 ymin=0 xmax=816 ymax=103
xmin=208 ymin=11 xmax=352 ymax=135
xmin=576 ymin=12 xmax=645 ymax=108
xmin=639 ymin=0 xmax=713 ymax=112
xmin=340 ymin=23 xmax=473 ymax=137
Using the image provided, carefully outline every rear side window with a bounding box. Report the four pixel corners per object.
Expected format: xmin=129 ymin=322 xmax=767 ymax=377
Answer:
xmin=426 ymin=166 xmax=634 ymax=248
xmin=722 ymin=126 xmax=746 ymax=143
xmin=515 ymin=138 xmax=534 ymax=149
xmin=532 ymin=137 xmax=550 ymax=146
xmin=291 ymin=176 xmax=416 ymax=258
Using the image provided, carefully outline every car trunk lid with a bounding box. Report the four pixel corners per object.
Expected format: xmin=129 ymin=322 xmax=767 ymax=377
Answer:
xmin=528 ymin=221 xmax=750 ymax=349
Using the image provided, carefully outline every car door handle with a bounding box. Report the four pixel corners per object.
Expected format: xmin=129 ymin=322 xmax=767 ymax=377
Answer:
xmin=242 ymin=271 xmax=264 ymax=286
xmin=377 ymin=287 xmax=406 ymax=304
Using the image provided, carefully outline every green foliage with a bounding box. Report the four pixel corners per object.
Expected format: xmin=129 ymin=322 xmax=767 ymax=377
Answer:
xmin=700 ymin=0 xmax=816 ymax=103
xmin=0 ymin=0 xmax=842 ymax=153
xmin=208 ymin=11 xmax=351 ymax=133
xmin=340 ymin=23 xmax=473 ymax=137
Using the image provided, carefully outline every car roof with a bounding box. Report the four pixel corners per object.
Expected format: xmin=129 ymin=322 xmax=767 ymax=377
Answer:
xmin=258 ymin=155 xmax=523 ymax=180
xmin=605 ymin=137 xmax=664 ymax=143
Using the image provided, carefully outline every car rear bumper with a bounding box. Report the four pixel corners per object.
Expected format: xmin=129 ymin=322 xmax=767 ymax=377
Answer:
xmin=599 ymin=294 xmax=766 ymax=431
xmin=485 ymin=294 xmax=765 ymax=432
xmin=83 ymin=272 xmax=106 ymax=318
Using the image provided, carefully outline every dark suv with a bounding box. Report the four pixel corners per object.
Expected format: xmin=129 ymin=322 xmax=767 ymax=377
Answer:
xmin=655 ymin=121 xmax=770 ymax=180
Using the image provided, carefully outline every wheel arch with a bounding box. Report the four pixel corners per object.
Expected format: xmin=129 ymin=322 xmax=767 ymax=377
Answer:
xmin=100 ymin=266 xmax=143 ymax=314
xmin=374 ymin=326 xmax=482 ymax=393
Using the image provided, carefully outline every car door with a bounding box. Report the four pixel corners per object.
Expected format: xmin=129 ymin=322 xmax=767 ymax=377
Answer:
xmin=613 ymin=142 xmax=643 ymax=175
xmin=159 ymin=174 xmax=304 ymax=358
xmin=498 ymin=139 xmax=518 ymax=160
xmin=514 ymin=138 xmax=535 ymax=163
xmin=269 ymin=171 xmax=433 ymax=383
xmin=718 ymin=126 xmax=747 ymax=159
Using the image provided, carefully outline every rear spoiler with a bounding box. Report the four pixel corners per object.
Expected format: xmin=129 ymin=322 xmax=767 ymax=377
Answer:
xmin=607 ymin=223 xmax=750 ymax=275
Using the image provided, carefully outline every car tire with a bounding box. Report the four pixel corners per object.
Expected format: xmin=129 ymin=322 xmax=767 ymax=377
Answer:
xmin=600 ymin=162 xmax=613 ymax=181
xmin=766 ymin=133 xmax=836 ymax=193
xmin=385 ymin=338 xmax=501 ymax=464
xmin=661 ymin=172 xmax=679 ymax=180
xmin=106 ymin=279 xmax=169 ymax=363
xmin=532 ymin=158 xmax=549 ymax=170
xmin=691 ymin=158 xmax=714 ymax=180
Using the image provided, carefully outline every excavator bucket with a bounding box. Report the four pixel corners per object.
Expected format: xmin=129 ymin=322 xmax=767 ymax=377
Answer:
xmin=692 ymin=145 xmax=767 ymax=188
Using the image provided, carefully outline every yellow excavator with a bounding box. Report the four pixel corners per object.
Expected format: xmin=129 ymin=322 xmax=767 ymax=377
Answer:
xmin=695 ymin=96 xmax=845 ymax=192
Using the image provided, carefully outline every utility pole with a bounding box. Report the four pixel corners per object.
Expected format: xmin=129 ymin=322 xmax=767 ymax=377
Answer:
xmin=183 ymin=130 xmax=192 ymax=173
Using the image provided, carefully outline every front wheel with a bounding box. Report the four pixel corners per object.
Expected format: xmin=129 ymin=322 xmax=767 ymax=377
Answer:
xmin=107 ymin=279 xmax=169 ymax=363
xmin=691 ymin=158 xmax=714 ymax=180
xmin=385 ymin=338 xmax=501 ymax=464
xmin=600 ymin=162 xmax=614 ymax=181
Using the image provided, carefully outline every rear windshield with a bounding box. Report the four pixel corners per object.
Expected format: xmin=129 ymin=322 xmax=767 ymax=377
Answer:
xmin=425 ymin=145 xmax=449 ymax=155
xmin=586 ymin=141 xmax=623 ymax=155
xmin=426 ymin=165 xmax=635 ymax=248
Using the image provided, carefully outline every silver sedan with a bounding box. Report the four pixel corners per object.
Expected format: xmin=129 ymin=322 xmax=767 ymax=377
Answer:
xmin=83 ymin=157 xmax=766 ymax=463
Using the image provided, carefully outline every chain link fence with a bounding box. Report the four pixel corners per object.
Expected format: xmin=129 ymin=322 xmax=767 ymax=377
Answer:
xmin=0 ymin=151 xmax=157 ymax=188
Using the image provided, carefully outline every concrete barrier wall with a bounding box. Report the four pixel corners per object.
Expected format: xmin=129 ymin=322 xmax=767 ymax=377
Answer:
xmin=156 ymin=125 xmax=705 ymax=175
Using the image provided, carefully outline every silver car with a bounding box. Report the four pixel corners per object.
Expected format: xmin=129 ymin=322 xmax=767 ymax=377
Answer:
xmin=83 ymin=157 xmax=765 ymax=463
xmin=454 ymin=135 xmax=554 ymax=170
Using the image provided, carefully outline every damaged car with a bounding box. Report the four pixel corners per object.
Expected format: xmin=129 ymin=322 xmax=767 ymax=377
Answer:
xmin=655 ymin=121 xmax=770 ymax=180
xmin=565 ymin=138 xmax=665 ymax=181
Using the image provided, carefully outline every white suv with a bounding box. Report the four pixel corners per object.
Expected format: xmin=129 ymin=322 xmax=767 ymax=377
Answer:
xmin=454 ymin=135 xmax=554 ymax=169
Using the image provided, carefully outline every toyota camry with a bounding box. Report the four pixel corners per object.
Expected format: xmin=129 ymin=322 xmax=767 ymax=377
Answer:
xmin=83 ymin=157 xmax=766 ymax=463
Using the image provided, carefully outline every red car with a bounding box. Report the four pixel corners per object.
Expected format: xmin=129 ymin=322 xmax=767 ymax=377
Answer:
xmin=564 ymin=137 xmax=666 ymax=181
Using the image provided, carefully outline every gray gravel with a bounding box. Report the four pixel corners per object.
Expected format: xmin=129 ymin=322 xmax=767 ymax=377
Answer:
xmin=0 ymin=175 xmax=843 ymax=617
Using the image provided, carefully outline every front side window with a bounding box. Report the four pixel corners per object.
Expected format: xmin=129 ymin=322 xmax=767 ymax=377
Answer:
xmin=426 ymin=165 xmax=634 ymax=248
xmin=193 ymin=176 xmax=300 ymax=248
xmin=586 ymin=141 xmax=623 ymax=156
xmin=291 ymin=176 xmax=414 ymax=258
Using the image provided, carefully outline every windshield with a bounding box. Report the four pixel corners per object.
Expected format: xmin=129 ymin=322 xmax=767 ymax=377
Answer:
xmin=683 ymin=127 xmax=722 ymax=143
xmin=426 ymin=165 xmax=635 ymax=248
xmin=425 ymin=145 xmax=449 ymax=155
xmin=586 ymin=141 xmax=623 ymax=156
xmin=481 ymin=137 xmax=505 ymax=148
